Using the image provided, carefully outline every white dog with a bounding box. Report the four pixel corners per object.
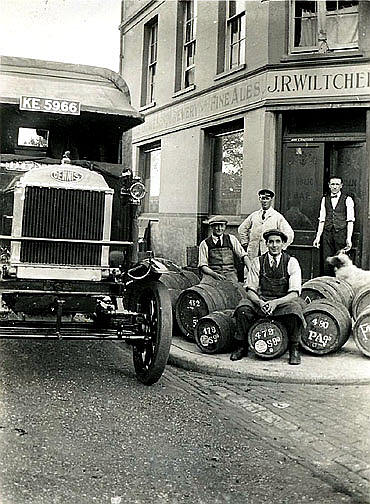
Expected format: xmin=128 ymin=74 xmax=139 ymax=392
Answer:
xmin=326 ymin=252 xmax=370 ymax=290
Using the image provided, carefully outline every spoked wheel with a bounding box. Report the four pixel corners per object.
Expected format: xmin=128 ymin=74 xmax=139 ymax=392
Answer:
xmin=133 ymin=281 xmax=172 ymax=385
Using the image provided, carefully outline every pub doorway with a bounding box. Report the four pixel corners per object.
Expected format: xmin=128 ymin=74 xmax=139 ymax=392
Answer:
xmin=280 ymin=140 xmax=366 ymax=281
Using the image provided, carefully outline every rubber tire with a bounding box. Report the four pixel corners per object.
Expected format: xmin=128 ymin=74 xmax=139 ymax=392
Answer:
xmin=132 ymin=281 xmax=172 ymax=385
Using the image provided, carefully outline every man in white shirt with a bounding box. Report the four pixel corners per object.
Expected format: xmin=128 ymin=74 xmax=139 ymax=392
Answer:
xmin=198 ymin=215 xmax=249 ymax=283
xmin=238 ymin=189 xmax=294 ymax=264
xmin=313 ymin=177 xmax=355 ymax=275
xmin=231 ymin=229 xmax=305 ymax=365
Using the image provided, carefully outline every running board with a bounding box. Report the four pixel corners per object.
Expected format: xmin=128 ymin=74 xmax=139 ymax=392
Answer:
xmin=0 ymin=324 xmax=147 ymax=341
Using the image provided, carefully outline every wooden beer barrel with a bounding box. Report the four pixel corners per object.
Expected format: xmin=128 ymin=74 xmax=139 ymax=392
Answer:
xmin=175 ymin=279 xmax=246 ymax=340
xmin=301 ymin=276 xmax=354 ymax=311
xmin=248 ymin=318 xmax=289 ymax=359
xmin=195 ymin=309 xmax=236 ymax=354
xmin=160 ymin=270 xmax=199 ymax=308
xmin=353 ymin=308 xmax=370 ymax=357
xmin=159 ymin=270 xmax=200 ymax=332
xmin=301 ymin=299 xmax=351 ymax=355
xmin=352 ymin=287 xmax=370 ymax=320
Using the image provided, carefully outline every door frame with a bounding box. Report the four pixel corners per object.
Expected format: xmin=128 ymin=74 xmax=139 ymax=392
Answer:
xmin=277 ymin=132 xmax=368 ymax=274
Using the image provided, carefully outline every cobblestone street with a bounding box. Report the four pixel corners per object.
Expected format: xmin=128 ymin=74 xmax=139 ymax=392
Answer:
xmin=165 ymin=366 xmax=370 ymax=503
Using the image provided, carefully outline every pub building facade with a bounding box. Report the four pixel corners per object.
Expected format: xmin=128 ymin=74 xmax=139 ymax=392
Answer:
xmin=119 ymin=0 xmax=370 ymax=279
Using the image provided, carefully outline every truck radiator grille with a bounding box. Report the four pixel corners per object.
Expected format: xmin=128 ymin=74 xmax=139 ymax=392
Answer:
xmin=20 ymin=186 xmax=105 ymax=266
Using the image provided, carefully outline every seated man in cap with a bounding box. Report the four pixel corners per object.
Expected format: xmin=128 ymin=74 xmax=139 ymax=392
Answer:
xmin=198 ymin=215 xmax=249 ymax=284
xmin=238 ymin=189 xmax=294 ymax=266
xmin=231 ymin=229 xmax=305 ymax=365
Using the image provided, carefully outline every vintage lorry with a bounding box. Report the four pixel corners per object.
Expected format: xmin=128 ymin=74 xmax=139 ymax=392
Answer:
xmin=0 ymin=56 xmax=172 ymax=385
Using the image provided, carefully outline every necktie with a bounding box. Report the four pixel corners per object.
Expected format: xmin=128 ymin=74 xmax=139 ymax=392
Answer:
xmin=272 ymin=256 xmax=278 ymax=270
xmin=262 ymin=210 xmax=266 ymax=221
xmin=216 ymin=237 xmax=222 ymax=248
xmin=331 ymin=194 xmax=338 ymax=199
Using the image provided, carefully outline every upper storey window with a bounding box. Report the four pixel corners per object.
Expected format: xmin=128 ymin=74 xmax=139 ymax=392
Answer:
xmin=216 ymin=1 xmax=246 ymax=75
xmin=175 ymin=0 xmax=197 ymax=92
xmin=141 ymin=16 xmax=158 ymax=107
xmin=290 ymin=1 xmax=359 ymax=54
xmin=227 ymin=1 xmax=246 ymax=69
xmin=183 ymin=0 xmax=197 ymax=88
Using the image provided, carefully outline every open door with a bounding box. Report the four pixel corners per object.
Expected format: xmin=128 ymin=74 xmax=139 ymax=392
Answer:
xmin=330 ymin=142 xmax=366 ymax=267
xmin=281 ymin=143 xmax=325 ymax=281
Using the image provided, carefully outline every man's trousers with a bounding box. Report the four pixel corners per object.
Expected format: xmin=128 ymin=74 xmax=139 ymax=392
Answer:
xmin=234 ymin=304 xmax=302 ymax=347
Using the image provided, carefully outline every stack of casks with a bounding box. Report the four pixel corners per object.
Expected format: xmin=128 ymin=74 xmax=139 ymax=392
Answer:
xmin=352 ymin=286 xmax=370 ymax=357
xmin=158 ymin=265 xmax=200 ymax=333
xmin=175 ymin=278 xmax=247 ymax=354
xmin=300 ymin=276 xmax=354 ymax=355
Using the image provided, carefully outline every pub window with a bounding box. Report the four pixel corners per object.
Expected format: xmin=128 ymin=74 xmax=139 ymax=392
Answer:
xmin=217 ymin=1 xmax=246 ymax=74
xmin=140 ymin=143 xmax=161 ymax=213
xmin=290 ymin=1 xmax=359 ymax=54
xmin=227 ymin=1 xmax=246 ymax=69
xmin=141 ymin=16 xmax=158 ymax=107
xmin=18 ymin=127 xmax=49 ymax=148
xmin=209 ymin=126 xmax=243 ymax=216
xmin=175 ymin=0 xmax=197 ymax=92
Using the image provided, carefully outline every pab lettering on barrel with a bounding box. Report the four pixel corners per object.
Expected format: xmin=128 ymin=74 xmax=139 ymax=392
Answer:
xmin=302 ymin=299 xmax=351 ymax=355
xmin=353 ymin=307 xmax=370 ymax=357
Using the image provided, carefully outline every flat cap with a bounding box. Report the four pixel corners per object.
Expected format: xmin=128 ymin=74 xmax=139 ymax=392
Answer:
xmin=263 ymin=228 xmax=288 ymax=243
xmin=258 ymin=188 xmax=275 ymax=198
xmin=207 ymin=215 xmax=228 ymax=226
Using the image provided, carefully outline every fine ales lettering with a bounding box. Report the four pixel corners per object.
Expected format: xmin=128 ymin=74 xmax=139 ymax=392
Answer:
xmin=141 ymin=66 xmax=370 ymax=134
xmin=267 ymin=71 xmax=370 ymax=93
xmin=20 ymin=96 xmax=81 ymax=115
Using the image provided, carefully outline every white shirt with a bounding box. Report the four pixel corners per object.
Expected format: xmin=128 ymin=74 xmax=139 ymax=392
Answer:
xmin=198 ymin=233 xmax=246 ymax=268
xmin=246 ymin=253 xmax=302 ymax=295
xmin=318 ymin=192 xmax=355 ymax=222
xmin=238 ymin=207 xmax=294 ymax=259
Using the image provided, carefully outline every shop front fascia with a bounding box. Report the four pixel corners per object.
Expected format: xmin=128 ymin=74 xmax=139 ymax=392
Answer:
xmin=133 ymin=63 xmax=370 ymax=271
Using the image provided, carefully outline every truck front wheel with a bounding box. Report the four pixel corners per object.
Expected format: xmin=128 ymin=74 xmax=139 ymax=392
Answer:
xmin=132 ymin=281 xmax=172 ymax=385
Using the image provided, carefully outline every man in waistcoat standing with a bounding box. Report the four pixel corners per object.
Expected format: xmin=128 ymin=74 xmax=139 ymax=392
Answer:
xmin=230 ymin=229 xmax=305 ymax=365
xmin=198 ymin=215 xmax=249 ymax=284
xmin=313 ymin=177 xmax=355 ymax=275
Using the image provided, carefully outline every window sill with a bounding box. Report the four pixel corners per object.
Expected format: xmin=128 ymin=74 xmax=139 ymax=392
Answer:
xmin=203 ymin=215 xmax=243 ymax=226
xmin=172 ymin=84 xmax=196 ymax=99
xmin=139 ymin=213 xmax=159 ymax=221
xmin=214 ymin=64 xmax=246 ymax=82
xmin=281 ymin=49 xmax=363 ymax=64
xmin=14 ymin=147 xmax=47 ymax=156
xmin=139 ymin=101 xmax=156 ymax=112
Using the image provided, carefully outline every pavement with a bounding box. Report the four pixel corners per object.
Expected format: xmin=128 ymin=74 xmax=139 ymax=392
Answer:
xmin=168 ymin=334 xmax=370 ymax=385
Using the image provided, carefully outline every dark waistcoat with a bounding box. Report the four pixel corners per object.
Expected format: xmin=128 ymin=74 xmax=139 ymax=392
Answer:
xmin=206 ymin=234 xmax=235 ymax=273
xmin=259 ymin=251 xmax=290 ymax=300
xmin=324 ymin=193 xmax=348 ymax=232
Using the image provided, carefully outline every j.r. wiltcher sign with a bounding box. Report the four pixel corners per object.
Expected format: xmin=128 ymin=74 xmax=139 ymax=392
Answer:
xmin=266 ymin=67 xmax=370 ymax=95
xmin=136 ymin=63 xmax=370 ymax=138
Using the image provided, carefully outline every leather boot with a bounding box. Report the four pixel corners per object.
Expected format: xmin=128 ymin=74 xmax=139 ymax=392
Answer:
xmin=230 ymin=345 xmax=247 ymax=361
xmin=289 ymin=344 xmax=301 ymax=365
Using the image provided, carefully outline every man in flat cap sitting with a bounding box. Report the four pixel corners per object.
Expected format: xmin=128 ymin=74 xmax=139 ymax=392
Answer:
xmin=238 ymin=189 xmax=294 ymax=267
xmin=198 ymin=215 xmax=249 ymax=284
xmin=231 ymin=229 xmax=305 ymax=365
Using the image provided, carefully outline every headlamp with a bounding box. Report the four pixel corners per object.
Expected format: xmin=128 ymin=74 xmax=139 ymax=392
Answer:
xmin=129 ymin=181 xmax=146 ymax=201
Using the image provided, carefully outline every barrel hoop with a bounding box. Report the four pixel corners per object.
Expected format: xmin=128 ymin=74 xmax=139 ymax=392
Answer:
xmin=247 ymin=318 xmax=288 ymax=359
xmin=302 ymin=301 xmax=351 ymax=354
xmin=195 ymin=310 xmax=236 ymax=354
xmin=352 ymin=287 xmax=370 ymax=320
